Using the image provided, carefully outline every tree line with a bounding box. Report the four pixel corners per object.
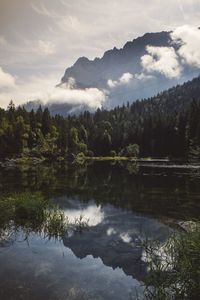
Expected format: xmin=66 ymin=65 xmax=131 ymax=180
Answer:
xmin=0 ymin=76 xmax=200 ymax=161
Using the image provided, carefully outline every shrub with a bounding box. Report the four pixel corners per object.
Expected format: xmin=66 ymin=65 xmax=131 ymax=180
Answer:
xmin=110 ymin=150 xmax=117 ymax=157
xmin=143 ymin=223 xmax=200 ymax=299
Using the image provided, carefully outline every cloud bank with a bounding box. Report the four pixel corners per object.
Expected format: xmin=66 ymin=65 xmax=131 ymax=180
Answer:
xmin=171 ymin=25 xmax=200 ymax=68
xmin=0 ymin=69 xmax=105 ymax=111
xmin=141 ymin=25 xmax=200 ymax=78
xmin=43 ymin=84 xmax=106 ymax=109
xmin=141 ymin=46 xmax=182 ymax=78
xmin=107 ymin=72 xmax=133 ymax=88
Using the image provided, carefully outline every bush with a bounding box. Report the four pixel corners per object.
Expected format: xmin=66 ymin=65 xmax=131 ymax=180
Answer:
xmin=143 ymin=223 xmax=200 ymax=299
xmin=110 ymin=150 xmax=117 ymax=157
xmin=86 ymin=150 xmax=94 ymax=157
xmin=77 ymin=142 xmax=87 ymax=154
xmin=125 ymin=144 xmax=139 ymax=157
xmin=0 ymin=193 xmax=68 ymax=239
xmin=75 ymin=152 xmax=86 ymax=164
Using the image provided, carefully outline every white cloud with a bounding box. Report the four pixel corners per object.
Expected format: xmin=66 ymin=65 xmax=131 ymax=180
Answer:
xmin=119 ymin=72 xmax=133 ymax=83
xmin=0 ymin=74 xmax=105 ymax=111
xmin=141 ymin=46 xmax=182 ymax=78
xmin=44 ymin=84 xmax=106 ymax=109
xmin=107 ymin=79 xmax=118 ymax=88
xmin=171 ymin=25 xmax=200 ymax=68
xmin=135 ymin=72 xmax=154 ymax=80
xmin=0 ymin=67 xmax=16 ymax=89
xmin=107 ymin=72 xmax=133 ymax=88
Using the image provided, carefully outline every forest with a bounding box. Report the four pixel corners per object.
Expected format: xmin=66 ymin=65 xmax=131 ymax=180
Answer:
xmin=0 ymin=76 xmax=200 ymax=161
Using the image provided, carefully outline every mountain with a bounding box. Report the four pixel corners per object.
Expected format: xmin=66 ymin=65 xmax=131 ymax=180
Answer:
xmin=24 ymin=30 xmax=200 ymax=115
xmin=61 ymin=30 xmax=199 ymax=108
xmin=62 ymin=31 xmax=171 ymax=89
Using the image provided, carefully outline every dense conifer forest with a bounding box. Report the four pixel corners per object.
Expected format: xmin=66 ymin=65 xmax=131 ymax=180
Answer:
xmin=1 ymin=76 xmax=200 ymax=161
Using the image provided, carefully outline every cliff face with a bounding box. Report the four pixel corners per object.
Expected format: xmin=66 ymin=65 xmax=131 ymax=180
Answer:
xmin=24 ymin=30 xmax=200 ymax=115
xmin=61 ymin=32 xmax=171 ymax=90
xmin=60 ymin=30 xmax=199 ymax=108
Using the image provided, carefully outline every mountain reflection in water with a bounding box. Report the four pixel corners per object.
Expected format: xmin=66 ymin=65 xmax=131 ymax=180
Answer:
xmin=0 ymin=161 xmax=200 ymax=300
xmin=62 ymin=199 xmax=171 ymax=281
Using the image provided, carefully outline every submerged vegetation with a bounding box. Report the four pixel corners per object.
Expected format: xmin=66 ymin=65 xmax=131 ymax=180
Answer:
xmin=143 ymin=223 xmax=200 ymax=299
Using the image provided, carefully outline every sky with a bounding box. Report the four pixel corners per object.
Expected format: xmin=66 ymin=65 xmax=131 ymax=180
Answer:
xmin=0 ymin=0 xmax=200 ymax=108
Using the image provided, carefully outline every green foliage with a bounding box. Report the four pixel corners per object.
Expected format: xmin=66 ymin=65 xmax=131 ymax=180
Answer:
xmin=110 ymin=150 xmax=117 ymax=157
xmin=75 ymin=152 xmax=86 ymax=164
xmin=143 ymin=224 xmax=200 ymax=299
xmin=122 ymin=144 xmax=140 ymax=157
xmin=77 ymin=142 xmax=87 ymax=154
xmin=86 ymin=150 xmax=94 ymax=157
xmin=0 ymin=193 xmax=68 ymax=239
xmin=1 ymin=76 xmax=200 ymax=160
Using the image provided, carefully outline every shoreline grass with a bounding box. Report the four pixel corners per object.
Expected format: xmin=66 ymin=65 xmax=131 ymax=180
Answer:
xmin=0 ymin=192 xmax=88 ymax=241
xmin=143 ymin=223 xmax=200 ymax=299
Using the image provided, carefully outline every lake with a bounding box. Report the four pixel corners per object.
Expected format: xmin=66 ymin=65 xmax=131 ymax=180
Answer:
xmin=0 ymin=161 xmax=200 ymax=300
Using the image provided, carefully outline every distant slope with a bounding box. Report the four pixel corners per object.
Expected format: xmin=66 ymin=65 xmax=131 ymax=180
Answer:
xmin=23 ymin=76 xmax=200 ymax=118
xmin=133 ymin=75 xmax=200 ymax=115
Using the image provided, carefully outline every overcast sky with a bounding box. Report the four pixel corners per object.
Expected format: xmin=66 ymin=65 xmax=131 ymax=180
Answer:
xmin=0 ymin=0 xmax=200 ymax=108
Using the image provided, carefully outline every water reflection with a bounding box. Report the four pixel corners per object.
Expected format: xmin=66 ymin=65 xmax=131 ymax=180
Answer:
xmin=0 ymin=231 xmax=143 ymax=300
xmin=0 ymin=161 xmax=200 ymax=299
xmin=62 ymin=200 xmax=104 ymax=226
xmin=61 ymin=199 xmax=171 ymax=281
xmin=1 ymin=161 xmax=200 ymax=220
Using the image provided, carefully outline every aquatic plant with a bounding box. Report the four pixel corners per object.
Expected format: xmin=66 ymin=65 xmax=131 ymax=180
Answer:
xmin=0 ymin=193 xmax=69 ymax=240
xmin=142 ymin=223 xmax=200 ymax=299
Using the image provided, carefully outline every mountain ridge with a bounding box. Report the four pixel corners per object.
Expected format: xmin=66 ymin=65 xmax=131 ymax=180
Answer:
xmin=24 ymin=29 xmax=200 ymax=115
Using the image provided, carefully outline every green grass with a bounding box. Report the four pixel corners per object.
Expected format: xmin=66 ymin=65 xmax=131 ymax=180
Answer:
xmin=0 ymin=193 xmax=69 ymax=240
xmin=143 ymin=223 xmax=200 ymax=299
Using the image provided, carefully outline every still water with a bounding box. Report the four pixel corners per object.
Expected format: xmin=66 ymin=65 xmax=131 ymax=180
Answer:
xmin=0 ymin=161 xmax=200 ymax=300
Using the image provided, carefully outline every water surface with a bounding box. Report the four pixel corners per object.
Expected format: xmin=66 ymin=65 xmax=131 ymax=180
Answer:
xmin=0 ymin=161 xmax=199 ymax=300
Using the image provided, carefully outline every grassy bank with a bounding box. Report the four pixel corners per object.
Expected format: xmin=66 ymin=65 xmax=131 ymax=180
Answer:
xmin=0 ymin=193 xmax=88 ymax=241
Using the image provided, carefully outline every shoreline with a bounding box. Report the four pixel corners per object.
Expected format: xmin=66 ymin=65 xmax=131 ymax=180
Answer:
xmin=0 ymin=155 xmax=200 ymax=169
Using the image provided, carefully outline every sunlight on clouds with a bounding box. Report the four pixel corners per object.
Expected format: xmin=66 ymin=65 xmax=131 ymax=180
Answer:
xmin=107 ymin=72 xmax=133 ymax=88
xmin=44 ymin=84 xmax=106 ymax=109
xmin=0 ymin=71 xmax=106 ymax=110
xmin=171 ymin=25 xmax=200 ymax=68
xmin=141 ymin=26 xmax=200 ymax=79
xmin=141 ymin=46 xmax=182 ymax=78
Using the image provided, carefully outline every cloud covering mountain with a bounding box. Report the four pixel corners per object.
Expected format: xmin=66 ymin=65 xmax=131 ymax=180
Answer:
xmin=2 ymin=25 xmax=200 ymax=115
xmin=46 ymin=25 xmax=200 ymax=114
